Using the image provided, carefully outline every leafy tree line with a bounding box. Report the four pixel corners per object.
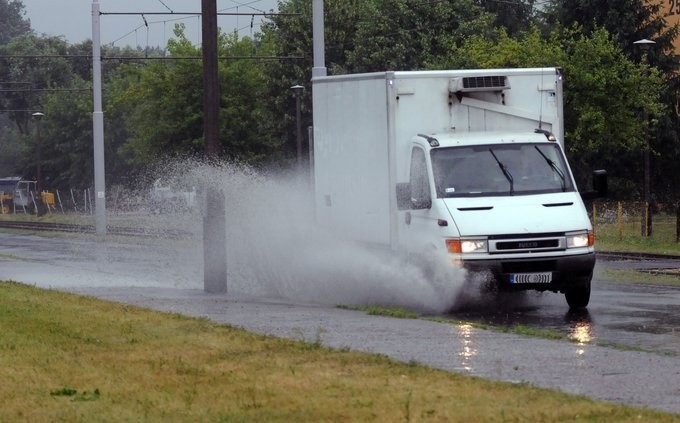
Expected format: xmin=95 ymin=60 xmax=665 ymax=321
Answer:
xmin=0 ymin=0 xmax=678 ymax=203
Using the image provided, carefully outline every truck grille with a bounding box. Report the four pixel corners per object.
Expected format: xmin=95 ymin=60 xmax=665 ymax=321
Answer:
xmin=488 ymin=233 xmax=565 ymax=254
xmin=496 ymin=239 xmax=559 ymax=250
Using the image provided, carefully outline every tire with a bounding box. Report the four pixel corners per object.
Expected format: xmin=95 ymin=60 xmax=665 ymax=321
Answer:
xmin=564 ymin=279 xmax=591 ymax=309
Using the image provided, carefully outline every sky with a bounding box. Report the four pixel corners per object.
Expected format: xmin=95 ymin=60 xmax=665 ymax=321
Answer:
xmin=20 ymin=0 xmax=280 ymax=48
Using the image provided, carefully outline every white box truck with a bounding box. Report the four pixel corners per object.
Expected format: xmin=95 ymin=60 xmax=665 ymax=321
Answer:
xmin=312 ymin=68 xmax=606 ymax=309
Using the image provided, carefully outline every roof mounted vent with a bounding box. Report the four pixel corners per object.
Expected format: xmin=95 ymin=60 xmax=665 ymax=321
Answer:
xmin=449 ymin=75 xmax=510 ymax=93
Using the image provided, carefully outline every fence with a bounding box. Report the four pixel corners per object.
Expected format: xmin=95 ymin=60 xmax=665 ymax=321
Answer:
xmin=0 ymin=186 xmax=149 ymax=216
xmin=591 ymin=201 xmax=680 ymax=244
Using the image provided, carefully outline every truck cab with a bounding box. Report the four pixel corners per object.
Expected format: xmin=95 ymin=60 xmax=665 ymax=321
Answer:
xmin=396 ymin=130 xmax=600 ymax=308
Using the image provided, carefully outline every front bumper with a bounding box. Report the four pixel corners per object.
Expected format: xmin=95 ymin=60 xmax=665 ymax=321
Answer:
xmin=462 ymin=252 xmax=595 ymax=292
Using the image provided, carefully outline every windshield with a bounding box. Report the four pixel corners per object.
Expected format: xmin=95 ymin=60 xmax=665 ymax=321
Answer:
xmin=431 ymin=143 xmax=574 ymax=197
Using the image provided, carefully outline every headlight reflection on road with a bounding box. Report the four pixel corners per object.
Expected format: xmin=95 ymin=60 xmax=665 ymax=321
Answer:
xmin=456 ymin=324 xmax=477 ymax=372
xmin=570 ymin=321 xmax=593 ymax=356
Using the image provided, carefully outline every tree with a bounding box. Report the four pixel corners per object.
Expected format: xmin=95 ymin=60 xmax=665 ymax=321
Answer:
xmin=477 ymin=0 xmax=537 ymax=37
xmin=0 ymin=34 xmax=73 ymax=134
xmin=544 ymin=0 xmax=680 ymax=201
xmin=0 ymin=0 xmax=31 ymax=44
xmin=544 ymin=0 xmax=677 ymax=57
xmin=348 ymin=0 xmax=495 ymax=72
xmin=37 ymin=77 xmax=93 ymax=189
xmin=117 ymin=25 xmax=280 ymax=168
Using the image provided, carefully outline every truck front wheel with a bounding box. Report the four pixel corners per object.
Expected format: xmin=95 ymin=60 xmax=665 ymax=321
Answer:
xmin=564 ymin=277 xmax=591 ymax=309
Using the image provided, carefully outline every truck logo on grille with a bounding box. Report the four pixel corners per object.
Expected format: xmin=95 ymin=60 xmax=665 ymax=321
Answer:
xmin=518 ymin=242 xmax=539 ymax=249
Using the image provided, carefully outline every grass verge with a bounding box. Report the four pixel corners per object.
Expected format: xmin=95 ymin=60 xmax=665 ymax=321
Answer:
xmin=597 ymin=268 xmax=680 ymax=287
xmin=2 ymin=281 xmax=679 ymax=421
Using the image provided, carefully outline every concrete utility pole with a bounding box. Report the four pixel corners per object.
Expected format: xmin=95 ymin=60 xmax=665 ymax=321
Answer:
xmin=92 ymin=0 xmax=107 ymax=235
xmin=312 ymin=0 xmax=327 ymax=78
xmin=202 ymin=0 xmax=227 ymax=293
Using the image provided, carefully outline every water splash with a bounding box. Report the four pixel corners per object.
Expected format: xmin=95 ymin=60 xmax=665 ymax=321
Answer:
xmin=169 ymin=160 xmax=467 ymax=314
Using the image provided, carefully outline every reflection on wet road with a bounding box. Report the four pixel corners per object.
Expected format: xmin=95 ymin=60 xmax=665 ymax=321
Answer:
xmin=446 ymin=258 xmax=680 ymax=356
xmin=455 ymin=324 xmax=477 ymax=372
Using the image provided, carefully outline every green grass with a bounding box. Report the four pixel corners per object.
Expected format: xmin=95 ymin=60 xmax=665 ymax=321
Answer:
xmin=0 ymin=211 xmax=94 ymax=225
xmin=2 ymin=281 xmax=678 ymax=422
xmin=338 ymin=304 xmax=422 ymax=319
xmin=598 ymin=268 xmax=680 ymax=287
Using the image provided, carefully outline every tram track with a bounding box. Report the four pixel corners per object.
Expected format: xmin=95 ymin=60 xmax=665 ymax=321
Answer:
xmin=0 ymin=219 xmax=192 ymax=239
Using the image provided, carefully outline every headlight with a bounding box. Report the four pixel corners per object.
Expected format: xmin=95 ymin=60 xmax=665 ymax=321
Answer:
xmin=446 ymin=239 xmax=488 ymax=254
xmin=567 ymin=231 xmax=594 ymax=248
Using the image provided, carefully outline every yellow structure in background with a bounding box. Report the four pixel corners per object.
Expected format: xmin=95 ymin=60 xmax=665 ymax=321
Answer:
xmin=41 ymin=191 xmax=55 ymax=209
xmin=0 ymin=193 xmax=11 ymax=214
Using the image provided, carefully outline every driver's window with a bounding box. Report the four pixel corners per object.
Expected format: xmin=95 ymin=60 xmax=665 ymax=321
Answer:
xmin=409 ymin=147 xmax=430 ymax=203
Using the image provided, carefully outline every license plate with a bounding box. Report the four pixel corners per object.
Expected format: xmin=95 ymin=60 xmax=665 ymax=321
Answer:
xmin=509 ymin=272 xmax=552 ymax=284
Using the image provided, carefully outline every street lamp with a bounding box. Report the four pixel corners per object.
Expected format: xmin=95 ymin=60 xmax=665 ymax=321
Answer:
xmin=31 ymin=111 xmax=45 ymax=216
xmin=634 ymin=38 xmax=655 ymax=237
xmin=291 ymin=84 xmax=304 ymax=168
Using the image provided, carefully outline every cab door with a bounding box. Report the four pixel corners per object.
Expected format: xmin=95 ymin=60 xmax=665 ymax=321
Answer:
xmin=397 ymin=146 xmax=442 ymax=254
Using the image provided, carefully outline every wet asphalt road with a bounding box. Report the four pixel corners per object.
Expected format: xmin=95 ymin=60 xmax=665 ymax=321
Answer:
xmin=0 ymin=232 xmax=679 ymax=413
xmin=447 ymin=269 xmax=680 ymax=357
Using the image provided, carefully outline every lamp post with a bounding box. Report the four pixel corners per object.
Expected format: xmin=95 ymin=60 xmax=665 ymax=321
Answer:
xmin=31 ymin=111 xmax=45 ymax=216
xmin=634 ymin=38 xmax=655 ymax=237
xmin=291 ymin=85 xmax=304 ymax=169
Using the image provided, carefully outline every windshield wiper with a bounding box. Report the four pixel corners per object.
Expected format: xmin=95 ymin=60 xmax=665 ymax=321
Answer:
xmin=489 ymin=148 xmax=514 ymax=194
xmin=534 ymin=146 xmax=566 ymax=191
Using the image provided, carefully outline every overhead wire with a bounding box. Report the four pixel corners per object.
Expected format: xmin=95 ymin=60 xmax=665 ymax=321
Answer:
xmin=103 ymin=0 xmax=275 ymax=48
xmin=155 ymin=0 xmax=173 ymax=13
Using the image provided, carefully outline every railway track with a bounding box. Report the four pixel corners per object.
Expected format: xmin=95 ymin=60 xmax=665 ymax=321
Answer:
xmin=0 ymin=220 xmax=192 ymax=239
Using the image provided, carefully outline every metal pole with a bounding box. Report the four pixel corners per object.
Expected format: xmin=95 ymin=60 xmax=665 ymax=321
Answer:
xmin=202 ymin=0 xmax=227 ymax=293
xmin=308 ymin=125 xmax=314 ymax=190
xmin=92 ymin=0 xmax=107 ymax=235
xmin=676 ymin=203 xmax=680 ymax=243
xmin=312 ymin=0 xmax=327 ymax=78
xmin=634 ymin=39 xmax=655 ymax=238
xmin=31 ymin=112 xmax=45 ymax=216
xmin=291 ymin=85 xmax=304 ymax=168
xmin=36 ymin=118 xmax=42 ymax=194
xmin=296 ymin=94 xmax=302 ymax=166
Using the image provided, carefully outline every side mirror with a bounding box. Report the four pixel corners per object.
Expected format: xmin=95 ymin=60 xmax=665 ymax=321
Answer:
xmin=593 ymin=169 xmax=607 ymax=198
xmin=396 ymin=182 xmax=432 ymax=210
xmin=411 ymin=196 xmax=432 ymax=210
xmin=581 ymin=169 xmax=607 ymax=200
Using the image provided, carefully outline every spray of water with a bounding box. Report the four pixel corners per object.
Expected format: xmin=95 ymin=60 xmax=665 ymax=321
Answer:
xmin=159 ymin=160 xmax=468 ymax=314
